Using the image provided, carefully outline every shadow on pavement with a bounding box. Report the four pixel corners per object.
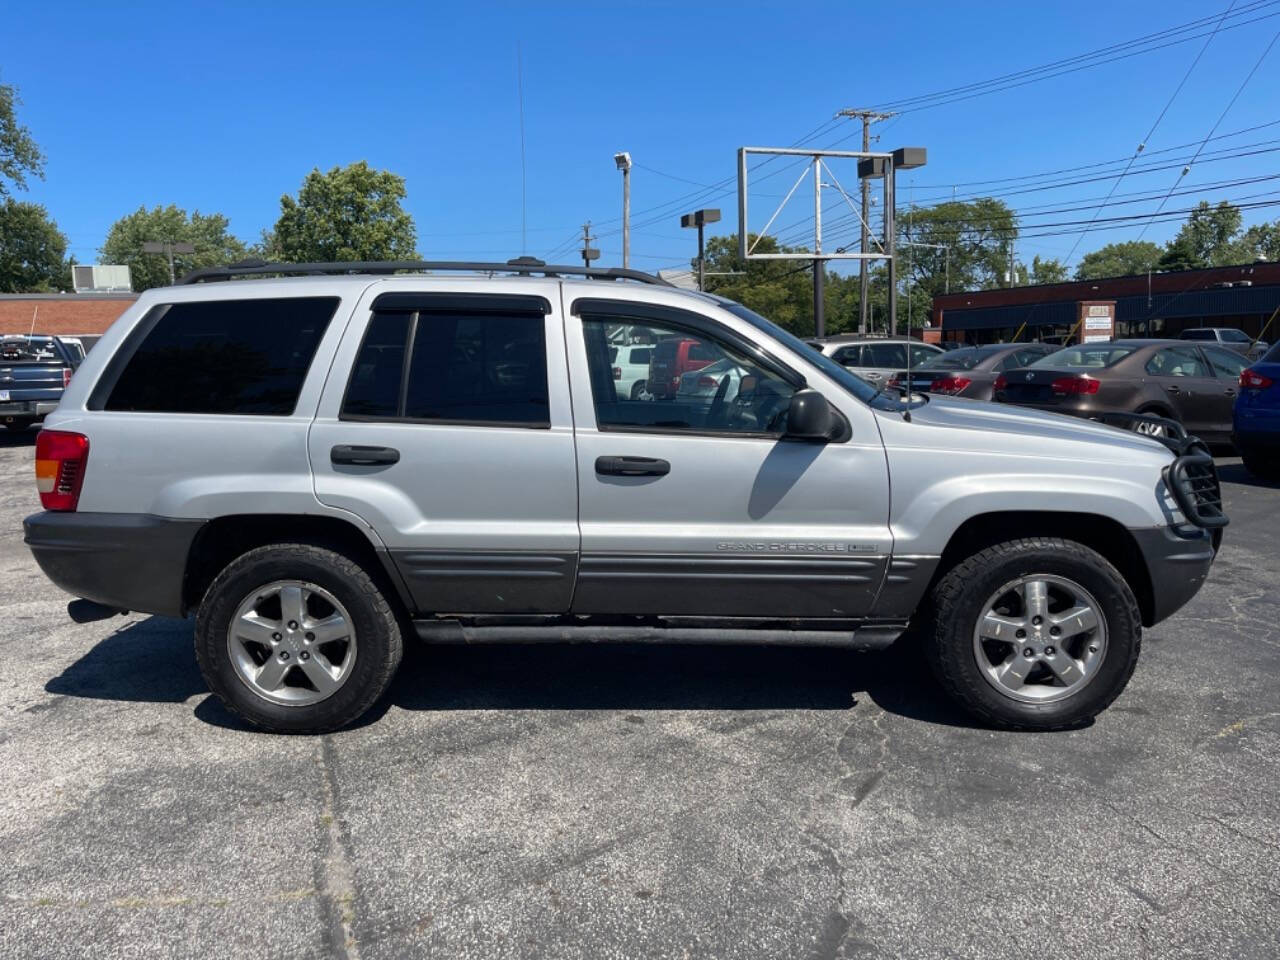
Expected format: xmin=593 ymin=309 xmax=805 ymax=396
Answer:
xmin=0 ymin=426 xmax=37 ymax=448
xmin=47 ymin=615 xmax=980 ymax=731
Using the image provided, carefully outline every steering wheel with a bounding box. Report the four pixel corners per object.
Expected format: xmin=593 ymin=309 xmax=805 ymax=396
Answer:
xmin=705 ymin=373 xmax=732 ymax=428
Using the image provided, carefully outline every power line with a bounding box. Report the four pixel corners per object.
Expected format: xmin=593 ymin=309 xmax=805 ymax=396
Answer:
xmin=1136 ymin=26 xmax=1280 ymax=239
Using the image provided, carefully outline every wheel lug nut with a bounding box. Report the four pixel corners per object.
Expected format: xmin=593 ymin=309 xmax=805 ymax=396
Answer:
xmin=1015 ymin=629 xmax=1026 ymax=639
xmin=305 ymin=632 xmax=315 ymax=642
xmin=1045 ymin=646 xmax=1056 ymax=655
xmin=271 ymin=632 xmax=281 ymax=642
xmin=300 ymin=651 xmax=310 ymax=661
xmin=1032 ymin=616 xmax=1043 ymax=626
xmin=1023 ymin=647 xmax=1034 ymax=658
xmin=288 ymin=621 xmax=299 ymax=630
xmin=1089 ymin=644 xmax=1098 ymax=653
xmin=1050 ymin=626 xmax=1061 ymax=636
xmin=279 ymin=651 xmax=290 ymax=661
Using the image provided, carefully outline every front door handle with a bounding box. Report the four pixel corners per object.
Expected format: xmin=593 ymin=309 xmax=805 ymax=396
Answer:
xmin=331 ymin=444 xmax=400 ymax=466
xmin=1164 ymin=385 xmax=1181 ymax=393
xmin=595 ymin=455 xmax=670 ymax=477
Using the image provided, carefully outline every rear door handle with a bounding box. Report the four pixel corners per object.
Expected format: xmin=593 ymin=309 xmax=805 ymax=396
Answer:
xmin=595 ymin=455 xmax=670 ymax=477
xmin=331 ymin=444 xmax=400 ymax=466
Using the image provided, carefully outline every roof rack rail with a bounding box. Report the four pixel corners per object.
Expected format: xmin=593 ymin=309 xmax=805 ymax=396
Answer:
xmin=178 ymin=257 xmax=674 ymax=287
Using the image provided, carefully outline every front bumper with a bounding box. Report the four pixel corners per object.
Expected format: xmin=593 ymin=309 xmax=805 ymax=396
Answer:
xmin=24 ymin=512 xmax=205 ymax=617
xmin=1131 ymin=525 xmax=1216 ymax=626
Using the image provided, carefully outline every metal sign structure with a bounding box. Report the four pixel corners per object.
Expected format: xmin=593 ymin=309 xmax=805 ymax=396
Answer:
xmin=736 ymin=145 xmax=925 ymax=336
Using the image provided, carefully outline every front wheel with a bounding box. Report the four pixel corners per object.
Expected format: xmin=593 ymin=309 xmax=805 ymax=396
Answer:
xmin=195 ymin=543 xmax=403 ymax=733
xmin=925 ymin=538 xmax=1141 ymax=730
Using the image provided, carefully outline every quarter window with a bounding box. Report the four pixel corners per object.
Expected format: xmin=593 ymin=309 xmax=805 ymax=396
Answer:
xmin=342 ymin=309 xmax=549 ymax=426
xmin=580 ymin=315 xmax=796 ymax=436
xmin=103 ymin=297 xmax=338 ymax=415
xmin=862 ymin=343 xmax=908 ymax=367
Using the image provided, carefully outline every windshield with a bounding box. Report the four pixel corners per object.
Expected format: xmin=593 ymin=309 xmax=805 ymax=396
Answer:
xmin=716 ymin=299 xmax=884 ymax=405
xmin=1029 ymin=345 xmax=1135 ymax=369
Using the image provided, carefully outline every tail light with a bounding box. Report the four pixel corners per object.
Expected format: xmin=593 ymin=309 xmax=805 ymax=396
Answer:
xmin=1051 ymin=376 xmax=1101 ymax=395
xmin=35 ymin=430 xmax=89 ymax=511
xmin=62 ymin=368 xmax=73 ymax=388
xmin=612 ymin=366 xmax=622 ymax=380
xmin=993 ymin=374 xmax=1008 ymax=392
xmin=1241 ymin=368 xmax=1274 ymax=389
xmin=930 ymin=375 xmax=972 ymax=395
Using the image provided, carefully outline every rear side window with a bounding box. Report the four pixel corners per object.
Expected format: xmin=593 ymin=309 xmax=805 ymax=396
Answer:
xmin=863 ymin=343 xmax=908 ymax=367
xmin=342 ymin=308 xmax=549 ymax=426
xmin=103 ymin=297 xmax=338 ymax=415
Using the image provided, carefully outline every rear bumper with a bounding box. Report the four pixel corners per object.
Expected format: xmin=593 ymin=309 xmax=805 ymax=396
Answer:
xmin=0 ymin=400 xmax=57 ymax=420
xmin=1131 ymin=525 xmax=1216 ymax=626
xmin=24 ymin=512 xmax=204 ymax=617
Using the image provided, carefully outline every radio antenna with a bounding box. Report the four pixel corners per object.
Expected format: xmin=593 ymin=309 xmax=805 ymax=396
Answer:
xmin=516 ymin=42 xmax=528 ymax=255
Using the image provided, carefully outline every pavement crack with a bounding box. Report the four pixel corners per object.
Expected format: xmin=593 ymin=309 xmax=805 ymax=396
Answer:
xmin=316 ymin=736 xmax=361 ymax=960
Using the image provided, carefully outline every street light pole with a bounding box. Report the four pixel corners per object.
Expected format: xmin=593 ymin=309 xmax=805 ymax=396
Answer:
xmin=680 ymin=209 xmax=721 ymax=292
xmin=141 ymin=240 xmax=196 ymax=285
xmin=614 ymin=152 xmax=632 ymax=269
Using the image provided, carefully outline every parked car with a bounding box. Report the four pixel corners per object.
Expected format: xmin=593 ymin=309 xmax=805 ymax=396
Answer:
xmin=813 ymin=336 xmax=945 ymax=385
xmin=25 ymin=259 xmax=1223 ymax=734
xmin=993 ymin=339 xmax=1247 ymax=445
xmin=647 ymin=335 xmax=718 ymax=398
xmin=1180 ymin=327 xmax=1268 ymax=361
xmin=610 ymin=343 xmax=653 ymax=400
xmin=0 ymin=334 xmax=81 ymax=433
xmin=888 ymin=343 xmax=1057 ymax=401
xmin=676 ymin=356 xmax=749 ymax=403
xmin=1234 ymin=340 xmax=1280 ymax=479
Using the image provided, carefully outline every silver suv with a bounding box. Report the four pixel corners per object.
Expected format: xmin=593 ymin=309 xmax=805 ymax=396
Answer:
xmin=811 ymin=335 xmax=944 ymax=385
xmin=24 ymin=260 xmax=1225 ymax=733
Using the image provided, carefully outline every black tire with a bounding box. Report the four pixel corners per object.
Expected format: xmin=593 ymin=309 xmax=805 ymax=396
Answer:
xmin=1240 ymin=447 xmax=1280 ymax=482
xmin=631 ymin=380 xmax=647 ymax=400
xmin=195 ymin=543 xmax=403 ymax=733
xmin=924 ymin=537 xmax=1141 ymax=731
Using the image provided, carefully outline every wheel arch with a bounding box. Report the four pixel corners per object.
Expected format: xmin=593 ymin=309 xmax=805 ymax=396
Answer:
xmin=934 ymin=511 xmax=1156 ymax=627
xmin=182 ymin=513 xmax=414 ymax=618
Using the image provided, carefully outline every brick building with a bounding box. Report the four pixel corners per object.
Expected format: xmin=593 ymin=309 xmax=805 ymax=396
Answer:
xmin=933 ymin=261 xmax=1280 ymax=345
xmin=0 ymin=293 xmax=137 ymax=341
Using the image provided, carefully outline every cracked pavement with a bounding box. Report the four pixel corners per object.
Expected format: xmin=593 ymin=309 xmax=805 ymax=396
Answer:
xmin=0 ymin=428 xmax=1277 ymax=959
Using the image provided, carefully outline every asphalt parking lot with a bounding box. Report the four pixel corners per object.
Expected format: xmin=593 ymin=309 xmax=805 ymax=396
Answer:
xmin=0 ymin=428 xmax=1277 ymax=960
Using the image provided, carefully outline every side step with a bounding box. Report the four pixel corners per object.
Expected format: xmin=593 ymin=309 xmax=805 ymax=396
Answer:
xmin=413 ymin=620 xmax=905 ymax=650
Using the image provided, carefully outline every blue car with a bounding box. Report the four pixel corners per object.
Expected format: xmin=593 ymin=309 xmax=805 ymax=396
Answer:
xmin=1234 ymin=340 xmax=1280 ymax=480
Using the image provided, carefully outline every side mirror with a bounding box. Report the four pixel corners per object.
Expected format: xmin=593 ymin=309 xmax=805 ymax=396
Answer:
xmin=785 ymin=389 xmax=837 ymax=441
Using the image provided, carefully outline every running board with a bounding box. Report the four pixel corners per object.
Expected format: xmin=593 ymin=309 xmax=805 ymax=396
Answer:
xmin=413 ymin=620 xmax=906 ymax=649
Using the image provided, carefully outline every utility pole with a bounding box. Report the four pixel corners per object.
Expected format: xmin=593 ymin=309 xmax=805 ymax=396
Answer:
xmin=579 ymin=222 xmax=600 ymax=269
xmin=838 ymin=109 xmax=894 ymax=333
xmin=614 ymin=152 xmax=632 ymax=269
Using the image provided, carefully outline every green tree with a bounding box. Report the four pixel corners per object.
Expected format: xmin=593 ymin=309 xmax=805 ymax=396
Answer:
xmin=900 ymin=198 xmax=1018 ymax=297
xmin=1230 ymin=220 xmax=1280 ymax=263
xmin=702 ymin=233 xmax=819 ymax=335
xmin=1075 ymin=240 xmax=1162 ymax=280
xmin=268 ymin=161 xmax=417 ymax=263
xmin=0 ymin=83 xmax=45 ymax=197
xmin=0 ymin=199 xmax=67 ymax=292
xmin=1028 ymin=255 xmax=1069 ymax=285
xmin=1157 ymin=200 xmax=1243 ymax=271
xmin=101 ymin=205 xmax=247 ymax=290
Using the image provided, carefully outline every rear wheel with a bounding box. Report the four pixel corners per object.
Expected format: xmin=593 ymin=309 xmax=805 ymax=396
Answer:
xmin=631 ymin=380 xmax=647 ymax=400
xmin=195 ymin=543 xmax=403 ymax=733
xmin=925 ymin=538 xmax=1141 ymax=730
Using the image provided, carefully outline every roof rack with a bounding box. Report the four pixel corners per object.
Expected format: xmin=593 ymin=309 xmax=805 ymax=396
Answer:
xmin=178 ymin=256 xmax=674 ymax=287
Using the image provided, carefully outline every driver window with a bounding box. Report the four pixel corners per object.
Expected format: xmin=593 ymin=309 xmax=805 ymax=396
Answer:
xmin=580 ymin=314 xmax=797 ymax=436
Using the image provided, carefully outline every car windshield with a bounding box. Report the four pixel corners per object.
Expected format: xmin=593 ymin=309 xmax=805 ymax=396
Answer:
xmin=716 ymin=299 xmax=883 ymax=405
xmin=918 ymin=347 xmax=987 ymax=371
xmin=1029 ymin=345 xmax=1135 ymax=369
xmin=1264 ymin=341 xmax=1280 ymax=363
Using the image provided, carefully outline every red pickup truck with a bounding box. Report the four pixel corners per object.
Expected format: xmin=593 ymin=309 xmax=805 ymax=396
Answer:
xmin=647 ymin=336 xmax=717 ymax=399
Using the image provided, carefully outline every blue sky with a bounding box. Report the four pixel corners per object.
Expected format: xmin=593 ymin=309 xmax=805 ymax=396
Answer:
xmin=3 ymin=0 xmax=1279 ymax=278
